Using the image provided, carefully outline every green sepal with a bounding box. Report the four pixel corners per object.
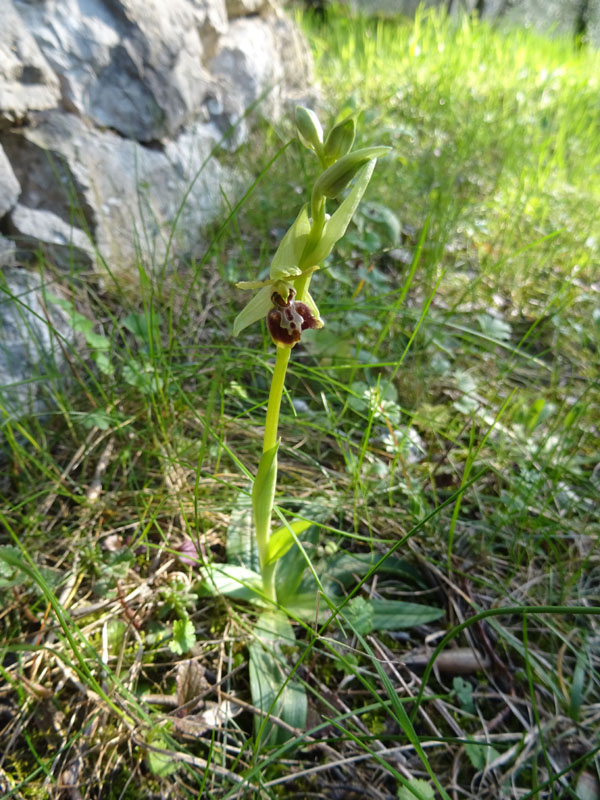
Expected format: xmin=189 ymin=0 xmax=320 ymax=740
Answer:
xmin=312 ymin=146 xmax=390 ymax=200
xmin=252 ymin=442 xmax=280 ymax=566
xmin=302 ymin=159 xmax=376 ymax=266
xmin=264 ymin=518 xmax=313 ymax=566
xmin=233 ymin=284 xmax=273 ymax=337
xmin=295 ymin=106 xmax=323 ymax=153
xmin=270 ymin=204 xmax=311 ymax=280
xmin=323 ymin=114 xmax=356 ymax=164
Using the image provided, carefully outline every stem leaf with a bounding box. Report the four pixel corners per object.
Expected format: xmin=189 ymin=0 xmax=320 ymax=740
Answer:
xmin=312 ymin=147 xmax=390 ymax=200
xmin=264 ymin=518 xmax=313 ymax=566
xmin=302 ymin=159 xmax=377 ymax=266
xmin=252 ymin=441 xmax=280 ymax=566
xmin=270 ymin=203 xmax=311 ymax=280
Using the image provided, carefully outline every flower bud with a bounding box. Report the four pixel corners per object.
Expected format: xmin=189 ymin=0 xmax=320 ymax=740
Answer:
xmin=312 ymin=146 xmax=391 ymax=200
xmin=324 ymin=114 xmax=356 ymax=163
xmin=295 ymin=106 xmax=323 ymax=153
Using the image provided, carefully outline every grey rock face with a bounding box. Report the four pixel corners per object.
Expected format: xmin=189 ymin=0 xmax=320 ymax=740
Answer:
xmin=585 ymin=0 xmax=600 ymax=46
xmin=347 ymin=0 xmax=441 ymax=15
xmin=5 ymin=110 xmax=227 ymax=273
xmin=0 ymin=235 xmax=17 ymax=266
xmin=211 ymin=14 xmax=313 ymax=124
xmin=189 ymin=0 xmax=229 ymax=59
xmin=225 ymin=0 xmax=274 ymax=17
xmin=14 ymin=0 xmax=214 ymax=141
xmin=268 ymin=14 xmax=315 ymax=98
xmin=211 ymin=17 xmax=285 ymax=122
xmin=0 ymin=0 xmax=61 ymax=127
xmin=349 ymin=0 xmax=591 ymax=40
xmin=0 ymin=144 xmax=20 ymax=218
xmin=8 ymin=204 xmax=95 ymax=270
xmin=0 ymin=0 xmax=313 ymax=279
xmin=0 ymin=267 xmax=75 ymax=419
xmin=502 ymin=0 xmax=584 ymax=36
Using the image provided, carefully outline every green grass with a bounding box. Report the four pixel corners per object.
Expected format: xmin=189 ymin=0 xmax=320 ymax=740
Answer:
xmin=1 ymin=4 xmax=600 ymax=798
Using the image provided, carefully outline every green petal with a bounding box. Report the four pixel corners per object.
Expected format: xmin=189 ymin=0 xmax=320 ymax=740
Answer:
xmin=233 ymin=285 xmax=274 ymax=337
xmin=270 ymin=204 xmax=311 ymax=280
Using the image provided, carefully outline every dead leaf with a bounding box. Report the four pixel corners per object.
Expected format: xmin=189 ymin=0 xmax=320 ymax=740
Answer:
xmin=175 ymin=659 xmax=209 ymax=711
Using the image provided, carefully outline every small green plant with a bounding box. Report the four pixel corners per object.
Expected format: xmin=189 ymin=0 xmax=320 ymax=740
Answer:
xmin=200 ymin=108 xmax=443 ymax=742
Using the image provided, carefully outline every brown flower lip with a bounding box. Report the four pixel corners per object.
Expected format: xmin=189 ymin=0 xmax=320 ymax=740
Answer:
xmin=267 ymin=289 xmax=318 ymax=347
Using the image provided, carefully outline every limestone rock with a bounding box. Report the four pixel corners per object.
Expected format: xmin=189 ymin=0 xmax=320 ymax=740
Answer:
xmin=0 ymin=143 xmax=20 ymax=218
xmin=14 ymin=0 xmax=214 ymax=141
xmin=348 ymin=0 xmax=587 ymax=38
xmin=189 ymin=0 xmax=229 ymax=59
xmin=5 ymin=110 xmax=228 ymax=274
xmin=586 ymin=0 xmax=600 ymax=46
xmin=8 ymin=204 xmax=95 ymax=270
xmin=347 ymin=0 xmax=440 ymax=16
xmin=0 ymin=235 xmax=17 ymax=266
xmin=0 ymin=0 xmax=314 ymax=277
xmin=0 ymin=267 xmax=75 ymax=419
xmin=268 ymin=14 xmax=315 ymax=99
xmin=211 ymin=13 xmax=313 ymax=123
xmin=225 ymin=0 xmax=274 ymax=18
xmin=502 ymin=0 xmax=584 ymax=37
xmin=0 ymin=0 xmax=61 ymax=127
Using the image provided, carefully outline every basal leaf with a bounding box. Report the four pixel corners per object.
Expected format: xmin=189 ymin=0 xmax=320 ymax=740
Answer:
xmin=370 ymin=599 xmax=443 ymax=631
xmin=226 ymin=487 xmax=259 ymax=572
xmin=397 ymin=778 xmax=435 ymax=800
xmin=464 ymin=739 xmax=501 ymax=770
xmin=275 ymin=526 xmax=319 ymax=605
xmin=345 ymin=596 xmax=374 ymax=635
xmin=146 ymin=733 xmax=180 ymax=777
xmin=319 ymin=551 xmax=420 ymax=594
xmin=200 ymin=563 xmax=264 ymax=604
xmin=249 ymin=611 xmax=307 ymax=746
xmin=282 ymin=592 xmax=322 ymax=621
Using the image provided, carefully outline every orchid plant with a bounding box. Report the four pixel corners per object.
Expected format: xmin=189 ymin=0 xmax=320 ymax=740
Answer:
xmin=233 ymin=107 xmax=389 ymax=604
xmin=201 ymin=109 xmax=442 ymax=745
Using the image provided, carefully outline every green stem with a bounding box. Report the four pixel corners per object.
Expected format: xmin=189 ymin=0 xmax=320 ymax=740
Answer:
xmin=263 ymin=346 xmax=291 ymax=454
xmin=304 ymin=193 xmax=326 ymax=263
xmin=256 ymin=192 xmax=327 ymax=601
xmin=257 ymin=346 xmax=291 ymax=602
xmin=297 ymin=196 xmax=327 ymax=302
